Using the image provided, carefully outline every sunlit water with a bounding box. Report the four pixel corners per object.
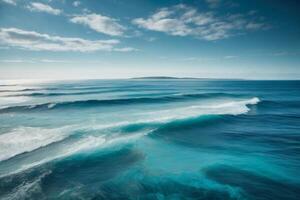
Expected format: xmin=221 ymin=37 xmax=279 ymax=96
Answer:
xmin=0 ymin=79 xmax=299 ymax=200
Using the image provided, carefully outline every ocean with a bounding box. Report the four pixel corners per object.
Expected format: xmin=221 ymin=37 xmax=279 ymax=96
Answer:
xmin=0 ymin=79 xmax=299 ymax=200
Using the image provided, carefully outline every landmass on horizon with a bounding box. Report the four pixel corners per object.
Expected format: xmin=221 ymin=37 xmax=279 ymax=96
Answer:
xmin=131 ymin=76 xmax=245 ymax=80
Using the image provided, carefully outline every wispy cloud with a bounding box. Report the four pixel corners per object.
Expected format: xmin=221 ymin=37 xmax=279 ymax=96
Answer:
xmin=27 ymin=2 xmax=62 ymax=15
xmin=2 ymin=0 xmax=17 ymax=6
xmin=73 ymin=1 xmax=81 ymax=7
xmin=0 ymin=59 xmax=35 ymax=63
xmin=224 ymin=55 xmax=238 ymax=59
xmin=132 ymin=4 xmax=268 ymax=41
xmin=271 ymin=50 xmax=300 ymax=57
xmin=0 ymin=58 xmax=106 ymax=64
xmin=177 ymin=55 xmax=241 ymax=62
xmin=39 ymin=59 xmax=73 ymax=63
xmin=179 ymin=57 xmax=201 ymax=62
xmin=114 ymin=47 xmax=138 ymax=52
xmin=70 ymin=13 xmax=126 ymax=36
xmin=0 ymin=28 xmax=128 ymax=52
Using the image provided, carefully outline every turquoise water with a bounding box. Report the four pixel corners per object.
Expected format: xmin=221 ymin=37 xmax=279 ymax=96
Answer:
xmin=0 ymin=79 xmax=299 ymax=199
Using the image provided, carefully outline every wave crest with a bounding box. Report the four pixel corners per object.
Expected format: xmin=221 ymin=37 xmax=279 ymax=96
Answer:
xmin=0 ymin=93 xmax=244 ymax=113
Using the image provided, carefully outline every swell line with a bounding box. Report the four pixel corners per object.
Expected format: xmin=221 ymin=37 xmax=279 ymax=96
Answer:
xmin=0 ymin=92 xmax=243 ymax=113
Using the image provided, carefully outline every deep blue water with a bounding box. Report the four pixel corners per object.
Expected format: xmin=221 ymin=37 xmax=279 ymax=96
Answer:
xmin=0 ymin=79 xmax=299 ymax=200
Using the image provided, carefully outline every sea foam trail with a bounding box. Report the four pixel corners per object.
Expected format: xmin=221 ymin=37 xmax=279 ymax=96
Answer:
xmin=0 ymin=96 xmax=30 ymax=108
xmin=0 ymin=130 xmax=150 ymax=178
xmin=143 ymin=97 xmax=260 ymax=122
xmin=0 ymin=97 xmax=259 ymax=177
xmin=83 ymin=97 xmax=260 ymax=131
xmin=0 ymin=126 xmax=73 ymax=162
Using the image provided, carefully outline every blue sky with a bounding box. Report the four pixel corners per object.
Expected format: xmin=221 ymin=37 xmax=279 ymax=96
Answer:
xmin=0 ymin=0 xmax=299 ymax=80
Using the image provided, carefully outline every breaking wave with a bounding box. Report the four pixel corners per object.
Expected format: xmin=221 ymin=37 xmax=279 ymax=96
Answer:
xmin=0 ymin=97 xmax=259 ymax=176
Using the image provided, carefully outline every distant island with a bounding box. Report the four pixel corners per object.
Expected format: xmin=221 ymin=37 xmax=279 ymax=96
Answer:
xmin=131 ymin=76 xmax=243 ymax=80
xmin=131 ymin=76 xmax=195 ymax=79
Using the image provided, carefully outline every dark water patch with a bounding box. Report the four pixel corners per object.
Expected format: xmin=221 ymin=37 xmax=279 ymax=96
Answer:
xmin=268 ymin=147 xmax=300 ymax=160
xmin=118 ymin=122 xmax=159 ymax=133
xmin=0 ymin=164 xmax=50 ymax=199
xmin=0 ymin=147 xmax=143 ymax=200
xmin=148 ymin=115 xmax=238 ymax=152
xmin=204 ymin=165 xmax=300 ymax=200
xmin=40 ymin=147 xmax=143 ymax=199
xmin=253 ymin=100 xmax=300 ymax=115
xmin=88 ymin=178 xmax=240 ymax=200
xmin=150 ymin=113 xmax=300 ymax=157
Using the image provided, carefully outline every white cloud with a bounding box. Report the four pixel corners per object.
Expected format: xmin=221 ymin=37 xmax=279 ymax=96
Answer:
xmin=132 ymin=4 xmax=268 ymax=41
xmin=0 ymin=28 xmax=127 ymax=52
xmin=27 ymin=2 xmax=62 ymax=15
xmin=114 ymin=47 xmax=138 ymax=52
xmin=2 ymin=0 xmax=17 ymax=6
xmin=132 ymin=6 xmax=192 ymax=36
xmin=70 ymin=13 xmax=125 ymax=36
xmin=73 ymin=1 xmax=80 ymax=7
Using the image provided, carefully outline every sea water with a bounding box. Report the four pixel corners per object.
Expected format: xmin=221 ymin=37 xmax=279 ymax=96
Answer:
xmin=0 ymin=79 xmax=299 ymax=199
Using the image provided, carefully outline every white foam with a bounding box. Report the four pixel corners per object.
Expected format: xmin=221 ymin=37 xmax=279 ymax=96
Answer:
xmin=0 ymin=96 xmax=30 ymax=108
xmin=11 ymin=130 xmax=150 ymax=176
xmin=0 ymin=126 xmax=73 ymax=161
xmin=47 ymin=103 xmax=56 ymax=109
xmin=144 ymin=97 xmax=260 ymax=121
xmin=86 ymin=97 xmax=261 ymax=131
xmin=196 ymin=97 xmax=259 ymax=115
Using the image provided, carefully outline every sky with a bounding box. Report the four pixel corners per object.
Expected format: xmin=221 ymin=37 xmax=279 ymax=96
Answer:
xmin=0 ymin=0 xmax=299 ymax=80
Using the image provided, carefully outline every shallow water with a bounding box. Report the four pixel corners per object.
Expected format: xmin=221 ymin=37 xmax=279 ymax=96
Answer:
xmin=0 ymin=79 xmax=299 ymax=200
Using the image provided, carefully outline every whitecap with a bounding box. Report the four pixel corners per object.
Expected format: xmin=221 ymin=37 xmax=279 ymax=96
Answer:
xmin=0 ymin=126 xmax=73 ymax=162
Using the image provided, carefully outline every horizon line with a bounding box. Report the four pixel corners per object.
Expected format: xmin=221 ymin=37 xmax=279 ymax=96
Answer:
xmin=1 ymin=76 xmax=300 ymax=85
